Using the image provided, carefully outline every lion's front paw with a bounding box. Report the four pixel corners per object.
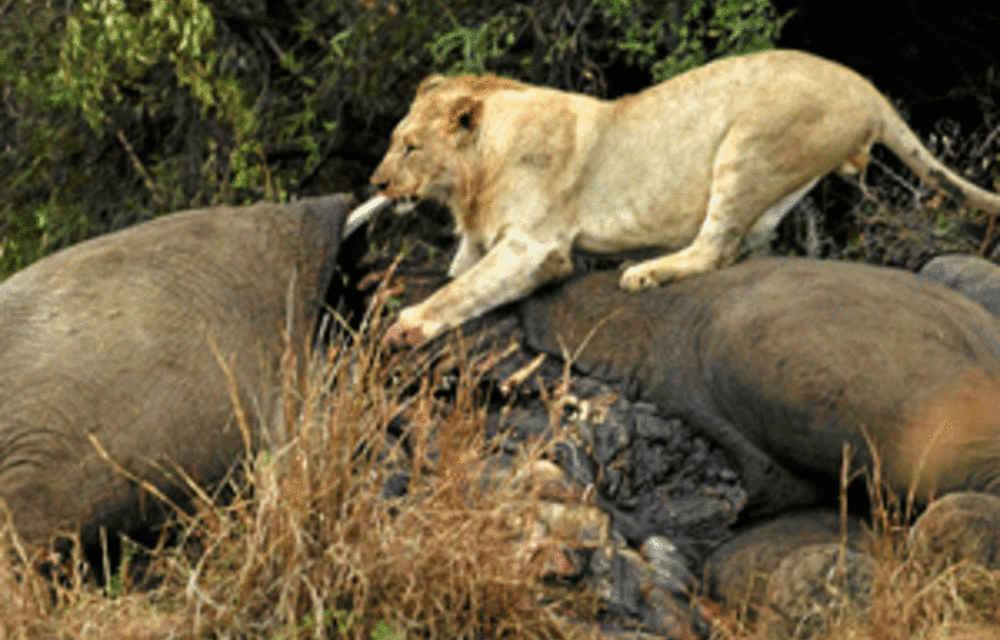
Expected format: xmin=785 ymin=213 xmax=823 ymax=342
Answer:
xmin=382 ymin=306 xmax=443 ymax=350
xmin=382 ymin=319 xmax=427 ymax=350
xmin=382 ymin=305 xmax=429 ymax=349
xmin=619 ymin=265 xmax=663 ymax=292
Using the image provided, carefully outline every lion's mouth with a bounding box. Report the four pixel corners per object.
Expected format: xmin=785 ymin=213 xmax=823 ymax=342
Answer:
xmin=393 ymin=195 xmax=418 ymax=214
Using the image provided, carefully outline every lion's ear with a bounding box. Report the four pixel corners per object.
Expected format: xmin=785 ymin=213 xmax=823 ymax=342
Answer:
xmin=417 ymin=74 xmax=448 ymax=95
xmin=448 ymin=96 xmax=483 ymax=134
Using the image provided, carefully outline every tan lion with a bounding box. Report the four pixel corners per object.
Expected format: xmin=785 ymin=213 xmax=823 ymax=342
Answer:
xmin=370 ymin=49 xmax=1000 ymax=347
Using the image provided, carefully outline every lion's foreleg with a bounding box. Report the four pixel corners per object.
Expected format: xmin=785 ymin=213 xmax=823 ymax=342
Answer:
xmin=384 ymin=227 xmax=574 ymax=347
xmin=447 ymin=233 xmax=486 ymax=278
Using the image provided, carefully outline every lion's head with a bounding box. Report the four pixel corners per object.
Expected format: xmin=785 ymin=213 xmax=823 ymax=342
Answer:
xmin=370 ymin=74 xmax=527 ymax=217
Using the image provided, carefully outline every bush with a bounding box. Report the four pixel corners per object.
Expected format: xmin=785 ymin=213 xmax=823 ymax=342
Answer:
xmin=0 ymin=0 xmax=791 ymax=280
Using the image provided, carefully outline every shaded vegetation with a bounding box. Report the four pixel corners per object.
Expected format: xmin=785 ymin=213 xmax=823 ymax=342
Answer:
xmin=1 ymin=0 xmax=788 ymax=279
xmin=4 ymin=0 xmax=998 ymax=281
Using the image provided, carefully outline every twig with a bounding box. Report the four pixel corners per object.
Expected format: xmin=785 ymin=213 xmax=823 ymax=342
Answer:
xmin=432 ymin=0 xmax=461 ymax=29
xmin=868 ymin=154 xmax=927 ymax=207
xmin=258 ymin=27 xmax=312 ymax=88
xmin=86 ymin=433 xmax=190 ymax=522
xmin=116 ymin=130 xmax=166 ymax=209
xmin=972 ymin=122 xmax=1000 ymax=158
xmin=0 ymin=0 xmax=13 ymax=18
xmin=979 ymin=213 xmax=997 ymax=255
xmin=500 ymin=352 xmax=546 ymax=396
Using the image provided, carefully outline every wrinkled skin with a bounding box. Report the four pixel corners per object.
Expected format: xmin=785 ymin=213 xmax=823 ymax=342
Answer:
xmin=705 ymin=509 xmax=869 ymax=607
xmin=372 ymin=50 xmax=1000 ymax=347
xmin=513 ymin=258 xmax=1000 ymax=518
xmin=0 ymin=194 xmax=352 ymax=549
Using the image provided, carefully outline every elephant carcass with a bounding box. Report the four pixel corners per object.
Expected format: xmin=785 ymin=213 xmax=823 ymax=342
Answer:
xmin=513 ymin=258 xmax=1000 ymax=517
xmin=0 ymin=194 xmax=352 ymax=547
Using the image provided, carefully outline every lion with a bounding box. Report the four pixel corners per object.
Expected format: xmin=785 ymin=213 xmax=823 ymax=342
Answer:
xmin=369 ymin=49 xmax=1000 ymax=347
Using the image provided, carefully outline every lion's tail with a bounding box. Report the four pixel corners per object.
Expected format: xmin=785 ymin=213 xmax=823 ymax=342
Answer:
xmin=878 ymin=100 xmax=1000 ymax=218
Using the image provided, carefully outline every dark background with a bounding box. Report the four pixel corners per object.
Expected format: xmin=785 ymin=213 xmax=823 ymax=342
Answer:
xmin=775 ymin=0 xmax=999 ymax=132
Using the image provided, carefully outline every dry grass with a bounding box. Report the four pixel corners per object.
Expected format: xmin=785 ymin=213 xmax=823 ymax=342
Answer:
xmin=1 ymin=300 xmax=999 ymax=639
xmin=704 ymin=462 xmax=1000 ymax=640
xmin=0 ymin=295 xmax=600 ymax=640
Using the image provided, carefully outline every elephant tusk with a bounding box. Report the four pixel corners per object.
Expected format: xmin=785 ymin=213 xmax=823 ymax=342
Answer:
xmin=344 ymin=194 xmax=392 ymax=238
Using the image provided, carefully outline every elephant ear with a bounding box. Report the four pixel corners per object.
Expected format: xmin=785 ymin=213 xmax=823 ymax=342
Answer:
xmin=292 ymin=193 xmax=354 ymax=313
xmin=448 ymin=95 xmax=484 ymax=137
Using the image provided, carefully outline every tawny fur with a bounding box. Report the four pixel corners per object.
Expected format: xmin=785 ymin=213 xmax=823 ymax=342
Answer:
xmin=371 ymin=49 xmax=1000 ymax=346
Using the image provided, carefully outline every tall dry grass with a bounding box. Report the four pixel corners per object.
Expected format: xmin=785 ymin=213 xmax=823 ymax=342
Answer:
xmin=704 ymin=453 xmax=1000 ymax=640
xmin=0 ymin=299 xmax=601 ymax=639
xmin=0 ymin=299 xmax=999 ymax=639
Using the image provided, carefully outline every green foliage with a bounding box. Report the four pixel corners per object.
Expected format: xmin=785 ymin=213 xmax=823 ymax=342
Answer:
xmin=1 ymin=0 xmax=260 ymax=278
xmin=421 ymin=0 xmax=791 ymax=85
xmin=51 ymin=0 xmax=222 ymax=130
xmin=428 ymin=11 xmax=520 ymax=74
xmin=370 ymin=620 xmax=403 ymax=640
xmin=103 ymin=536 xmax=138 ymax=598
xmin=651 ymin=0 xmax=793 ymax=80
xmin=1 ymin=0 xmax=791 ymax=280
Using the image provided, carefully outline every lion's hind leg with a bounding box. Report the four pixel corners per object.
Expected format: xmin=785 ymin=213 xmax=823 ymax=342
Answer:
xmin=747 ymin=177 xmax=820 ymax=241
xmin=618 ymin=201 xmax=744 ymax=292
xmin=619 ymin=136 xmax=824 ymax=292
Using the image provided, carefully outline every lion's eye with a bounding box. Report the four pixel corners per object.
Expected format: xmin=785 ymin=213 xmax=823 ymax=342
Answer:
xmin=403 ymin=142 xmax=418 ymax=156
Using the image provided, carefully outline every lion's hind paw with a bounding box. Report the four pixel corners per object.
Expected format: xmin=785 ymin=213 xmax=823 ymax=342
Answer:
xmin=618 ymin=265 xmax=664 ymax=292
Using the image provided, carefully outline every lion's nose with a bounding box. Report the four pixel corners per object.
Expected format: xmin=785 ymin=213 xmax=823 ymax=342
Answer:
xmin=370 ymin=170 xmax=390 ymax=191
